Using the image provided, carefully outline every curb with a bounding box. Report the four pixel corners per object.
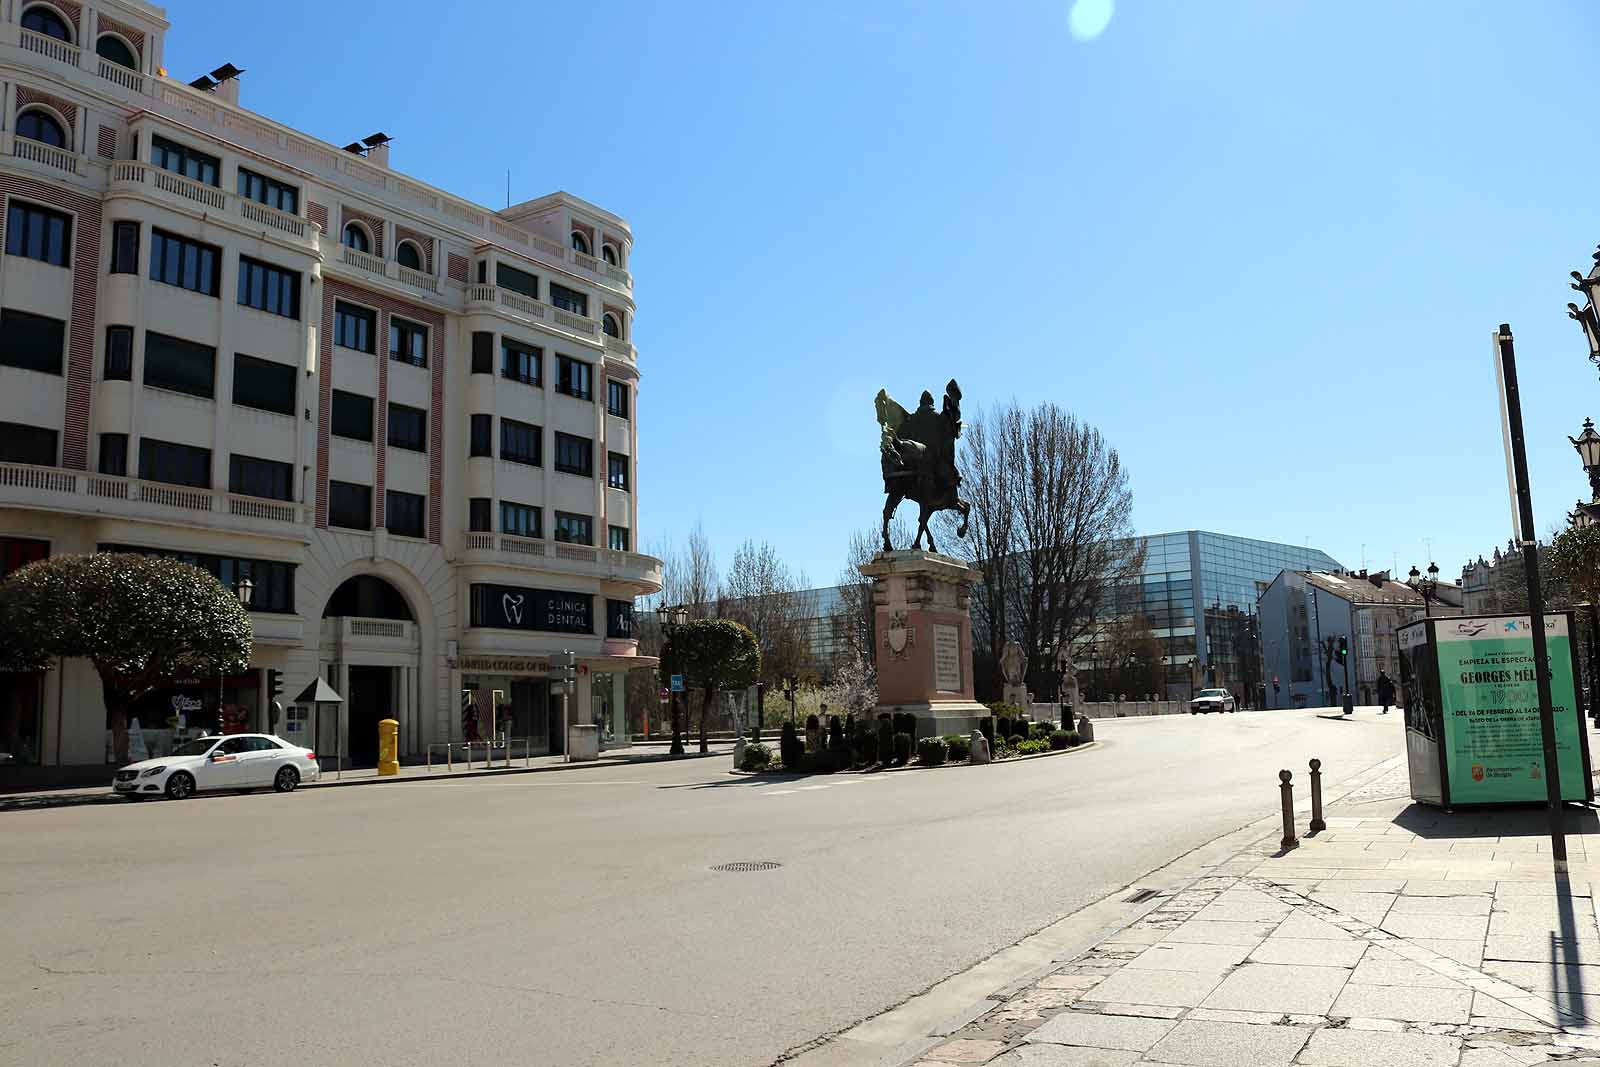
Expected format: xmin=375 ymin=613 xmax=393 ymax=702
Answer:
xmin=728 ymin=740 xmax=1101 ymax=778
xmin=307 ymin=747 xmax=730 ymax=789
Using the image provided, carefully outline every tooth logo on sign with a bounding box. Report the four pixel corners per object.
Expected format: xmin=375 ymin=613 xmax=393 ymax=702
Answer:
xmin=502 ymin=593 xmax=525 ymax=625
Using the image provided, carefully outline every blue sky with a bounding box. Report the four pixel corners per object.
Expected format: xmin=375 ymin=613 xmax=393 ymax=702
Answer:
xmin=172 ymin=1 xmax=1600 ymax=588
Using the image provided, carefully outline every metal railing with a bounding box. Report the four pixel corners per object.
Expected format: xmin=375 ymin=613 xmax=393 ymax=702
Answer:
xmin=426 ymin=738 xmax=541 ymax=771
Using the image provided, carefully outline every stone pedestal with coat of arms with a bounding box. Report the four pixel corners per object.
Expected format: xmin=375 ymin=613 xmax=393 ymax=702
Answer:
xmin=860 ymin=550 xmax=987 ymax=738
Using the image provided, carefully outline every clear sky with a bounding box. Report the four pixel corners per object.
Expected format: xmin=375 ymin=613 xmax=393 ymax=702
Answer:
xmin=169 ymin=1 xmax=1600 ymax=590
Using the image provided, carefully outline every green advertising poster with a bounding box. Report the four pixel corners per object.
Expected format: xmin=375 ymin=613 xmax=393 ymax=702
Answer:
xmin=1435 ymin=614 xmax=1587 ymax=804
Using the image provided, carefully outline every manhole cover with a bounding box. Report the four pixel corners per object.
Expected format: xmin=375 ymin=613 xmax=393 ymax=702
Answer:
xmin=711 ymin=861 xmax=782 ymax=873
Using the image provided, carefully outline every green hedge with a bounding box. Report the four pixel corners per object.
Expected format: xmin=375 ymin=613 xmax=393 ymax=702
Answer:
xmin=741 ymin=742 xmax=772 ymax=770
xmin=916 ymin=737 xmax=949 ymax=766
xmin=944 ymin=734 xmax=970 ymax=761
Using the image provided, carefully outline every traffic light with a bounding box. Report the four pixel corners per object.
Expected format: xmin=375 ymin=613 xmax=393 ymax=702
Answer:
xmin=1336 ymin=636 xmax=1349 ymax=663
xmin=267 ymin=669 xmax=283 ymax=702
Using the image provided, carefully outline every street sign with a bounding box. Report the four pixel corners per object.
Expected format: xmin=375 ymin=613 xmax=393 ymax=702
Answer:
xmin=659 ymin=688 xmax=669 ymax=702
xmin=670 ymin=674 xmax=684 ymax=693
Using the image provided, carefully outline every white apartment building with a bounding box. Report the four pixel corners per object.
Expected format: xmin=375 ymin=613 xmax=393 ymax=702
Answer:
xmin=0 ymin=0 xmax=662 ymax=770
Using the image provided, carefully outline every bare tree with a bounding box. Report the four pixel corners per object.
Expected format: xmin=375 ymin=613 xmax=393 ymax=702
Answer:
xmin=943 ymin=401 xmax=1142 ymax=698
xmin=834 ymin=520 xmax=909 ymax=668
xmin=719 ymin=539 xmax=809 ymax=687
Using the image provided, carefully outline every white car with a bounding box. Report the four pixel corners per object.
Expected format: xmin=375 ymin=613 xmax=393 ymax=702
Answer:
xmin=112 ymin=733 xmax=320 ymax=799
xmin=1189 ymin=688 xmax=1237 ymax=714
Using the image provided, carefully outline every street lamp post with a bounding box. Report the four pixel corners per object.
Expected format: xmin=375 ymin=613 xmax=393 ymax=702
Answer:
xmin=1568 ymin=420 xmax=1600 ymax=728
xmin=660 ymin=604 xmax=690 ymax=755
xmin=222 ymin=576 xmax=255 ymax=733
xmin=1407 ymin=563 xmax=1440 ymax=619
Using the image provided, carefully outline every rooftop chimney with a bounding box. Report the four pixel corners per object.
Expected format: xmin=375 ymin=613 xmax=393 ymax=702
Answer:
xmin=201 ymin=63 xmax=243 ymax=106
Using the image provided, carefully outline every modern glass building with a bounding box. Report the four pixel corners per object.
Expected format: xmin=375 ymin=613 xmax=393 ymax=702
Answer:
xmin=1096 ymin=531 xmax=1342 ymax=701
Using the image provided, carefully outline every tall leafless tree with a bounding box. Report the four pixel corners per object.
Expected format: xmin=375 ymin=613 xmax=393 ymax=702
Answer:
xmin=942 ymin=401 xmax=1143 ymax=699
xmin=718 ymin=539 xmax=809 ymax=687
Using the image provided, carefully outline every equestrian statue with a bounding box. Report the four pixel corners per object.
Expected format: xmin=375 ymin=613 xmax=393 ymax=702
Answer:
xmin=875 ymin=379 xmax=971 ymax=553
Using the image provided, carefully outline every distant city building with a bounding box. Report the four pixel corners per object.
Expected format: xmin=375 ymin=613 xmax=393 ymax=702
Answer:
xmin=1460 ymin=542 xmax=1550 ymax=616
xmin=1258 ymin=570 xmax=1427 ymax=709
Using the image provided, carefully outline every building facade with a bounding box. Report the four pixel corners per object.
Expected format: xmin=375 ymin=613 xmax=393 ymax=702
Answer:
xmin=1257 ymin=570 xmax=1422 ymax=709
xmin=0 ymin=0 xmax=661 ymax=770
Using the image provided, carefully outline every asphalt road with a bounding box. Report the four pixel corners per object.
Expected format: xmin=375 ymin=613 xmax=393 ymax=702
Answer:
xmin=0 ymin=708 xmax=1404 ymax=1066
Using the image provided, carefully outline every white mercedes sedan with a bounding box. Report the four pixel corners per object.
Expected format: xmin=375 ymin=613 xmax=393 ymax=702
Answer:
xmin=112 ymin=733 xmax=320 ymax=800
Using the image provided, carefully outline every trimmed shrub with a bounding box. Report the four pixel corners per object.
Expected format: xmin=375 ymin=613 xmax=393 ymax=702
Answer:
xmin=877 ymin=718 xmax=895 ymax=766
xmin=805 ymin=713 xmax=820 ymax=732
xmin=1049 ymin=730 xmax=1071 ymax=750
xmin=861 ymin=729 xmax=879 ymax=765
xmin=741 ymin=742 xmax=773 ymax=770
xmin=986 ymin=701 xmax=1027 ymax=719
xmin=917 ymin=737 xmax=949 ymax=766
xmin=1062 ymin=730 xmax=1081 ymax=747
xmin=1061 ymin=704 xmax=1074 ymax=729
xmin=802 ymin=750 xmax=841 ymax=774
xmin=1007 ymin=734 xmax=1026 ymax=749
xmin=828 ymin=715 xmax=845 ymax=751
xmin=1029 ymin=722 xmax=1053 ymax=741
xmin=893 ymin=731 xmax=914 ymax=765
xmin=1016 ymin=739 xmax=1048 ymax=755
xmin=978 ymin=716 xmax=995 ymax=747
xmin=944 ymin=733 xmax=970 ymax=761
xmin=779 ymin=721 xmax=804 ymax=769
xmin=995 ymin=717 xmax=1012 ymax=742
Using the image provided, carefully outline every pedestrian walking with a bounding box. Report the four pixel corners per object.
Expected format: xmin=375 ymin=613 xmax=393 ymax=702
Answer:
xmin=1377 ymin=669 xmax=1396 ymax=715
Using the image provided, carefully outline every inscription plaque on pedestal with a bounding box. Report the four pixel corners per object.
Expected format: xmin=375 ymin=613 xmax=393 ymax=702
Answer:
xmin=934 ymin=624 xmax=961 ymax=692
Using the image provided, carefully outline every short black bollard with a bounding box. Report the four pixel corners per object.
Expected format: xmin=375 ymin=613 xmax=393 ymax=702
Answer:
xmin=1308 ymin=758 xmax=1326 ymax=834
xmin=1279 ymin=769 xmax=1298 ymax=851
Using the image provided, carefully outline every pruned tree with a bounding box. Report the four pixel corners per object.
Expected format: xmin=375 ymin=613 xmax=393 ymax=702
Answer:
xmin=0 ymin=553 xmax=252 ymax=764
xmin=942 ymin=401 xmax=1142 ymax=699
xmin=659 ymin=619 xmax=761 ymax=754
xmin=718 ymin=540 xmax=809 ymax=687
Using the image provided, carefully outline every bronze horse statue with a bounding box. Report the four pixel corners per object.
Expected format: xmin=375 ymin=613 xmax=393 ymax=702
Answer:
xmin=876 ymin=379 xmax=971 ymax=553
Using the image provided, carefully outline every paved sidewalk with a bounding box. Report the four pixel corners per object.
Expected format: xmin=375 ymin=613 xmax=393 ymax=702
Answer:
xmin=886 ymin=763 xmax=1600 ymax=1067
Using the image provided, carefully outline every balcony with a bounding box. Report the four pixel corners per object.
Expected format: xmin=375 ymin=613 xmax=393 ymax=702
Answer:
xmin=465 ymin=286 xmax=604 ymax=347
xmin=321 ymin=616 xmax=418 ymax=654
xmin=0 ymin=461 xmax=312 ymax=540
xmin=341 ymin=245 xmax=386 ymax=275
xmin=98 ymin=57 xmax=145 ymax=94
xmin=110 ymin=162 xmax=316 ymax=244
xmin=603 ymin=336 xmax=637 ymax=364
xmin=12 ymin=136 xmax=80 ymax=174
xmin=459 ymin=532 xmax=663 ymax=592
xmin=18 ymin=26 xmax=78 ymax=67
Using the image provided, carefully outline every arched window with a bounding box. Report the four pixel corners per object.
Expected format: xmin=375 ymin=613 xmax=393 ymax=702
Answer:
xmin=341 ymin=223 xmax=371 ymax=254
xmin=601 ymin=244 xmax=618 ymax=266
xmin=95 ymin=34 xmax=137 ymax=70
xmin=21 ymin=5 xmax=71 ymax=42
xmin=570 ymin=231 xmax=590 ymax=255
xmin=396 ymin=241 xmax=423 ymax=271
xmin=602 ymin=313 xmax=621 ymax=339
xmin=16 ymin=109 xmax=66 ymax=149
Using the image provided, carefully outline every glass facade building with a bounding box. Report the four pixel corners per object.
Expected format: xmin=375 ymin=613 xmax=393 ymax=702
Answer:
xmin=1096 ymin=531 xmax=1341 ymax=700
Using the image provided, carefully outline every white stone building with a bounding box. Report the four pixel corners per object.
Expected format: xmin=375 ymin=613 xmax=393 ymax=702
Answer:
xmin=0 ymin=0 xmax=661 ymax=771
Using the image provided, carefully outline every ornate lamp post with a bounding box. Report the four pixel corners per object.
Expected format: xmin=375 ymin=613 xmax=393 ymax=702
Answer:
xmin=660 ymin=604 xmax=690 ymax=754
xmin=1407 ymin=563 xmax=1440 ymax=619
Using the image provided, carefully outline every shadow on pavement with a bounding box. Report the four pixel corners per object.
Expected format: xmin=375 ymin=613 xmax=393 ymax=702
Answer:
xmin=656 ymin=770 xmax=888 ymax=790
xmin=1391 ymin=802 xmax=1600 ymax=840
xmin=0 ymin=791 xmax=127 ymax=813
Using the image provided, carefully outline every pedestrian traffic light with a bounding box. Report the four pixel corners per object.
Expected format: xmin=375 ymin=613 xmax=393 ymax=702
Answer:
xmin=267 ymin=669 xmax=283 ymax=702
xmin=563 ymin=651 xmax=577 ymax=695
xmin=1336 ymin=636 xmax=1349 ymax=663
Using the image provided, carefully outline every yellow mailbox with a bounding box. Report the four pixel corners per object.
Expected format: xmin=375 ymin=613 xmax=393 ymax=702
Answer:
xmin=378 ymin=718 xmax=399 ymax=776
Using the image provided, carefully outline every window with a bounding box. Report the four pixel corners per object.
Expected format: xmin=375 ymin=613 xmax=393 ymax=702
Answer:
xmin=16 ymin=109 xmax=65 ymax=149
xmin=334 ymin=301 xmax=375 ymax=353
xmin=236 ymin=168 xmax=298 ymax=214
xmin=99 ymin=433 xmax=127 ymax=476
xmin=609 ymin=525 xmax=630 ymax=552
xmin=109 ymin=220 xmax=139 ymax=274
xmin=96 ymin=34 xmax=137 ymax=69
xmin=389 ymin=317 xmax=427 ymax=367
xmin=606 ymin=379 xmax=629 ymax=419
xmin=331 ymin=390 xmax=374 ymax=441
xmin=601 ymin=244 xmax=618 ymax=266
xmin=341 ymin=222 xmax=371 ymax=253
xmin=149 ymin=228 xmax=220 ymax=296
xmin=500 ymin=418 xmax=540 ymax=466
xmin=387 ymin=403 xmax=426 ymax=452
xmin=229 ymin=454 xmax=292 ymax=501
xmin=237 ymin=256 xmax=300 ymax=319
xmin=386 ymin=490 xmax=425 ymax=539
xmin=396 ymin=241 xmax=423 ymax=271
xmin=104 ymin=325 xmax=132 ymax=380
xmin=328 ymin=481 xmax=372 ymax=530
xmin=0 ymin=422 xmax=56 ymax=466
xmin=556 ymin=355 xmax=592 ymax=400
xmin=607 ymin=597 xmax=635 ymax=638
xmin=554 ymin=511 xmax=592 ymax=546
xmin=5 ymin=201 xmax=70 ymax=266
xmin=151 ymin=136 xmax=219 ymax=187
xmin=501 ymin=500 xmax=541 ymax=539
xmin=232 ymin=354 xmax=295 ymax=416
xmin=468 ymin=497 xmax=491 ymax=533
xmin=571 ymin=231 xmax=590 ymax=255
xmin=143 ymin=332 xmax=215 ymax=399
xmin=469 ymin=414 xmax=492 ymax=458
xmin=549 ymin=283 xmax=588 ymax=317
xmin=501 ymin=338 xmax=540 ymax=386
xmin=554 ymin=432 xmax=592 ymax=477
xmin=102 ymin=543 xmax=297 ymax=614
xmin=138 ymin=438 xmax=210 ymax=488
xmin=21 ymin=5 xmax=70 ymax=41
xmin=0 ymin=309 xmax=64 ymax=374
xmin=607 ymin=452 xmax=629 ymax=491
xmin=471 ymin=331 xmax=493 ymax=374
xmin=496 ymin=262 xmax=537 ymax=299
xmin=602 ymin=313 xmax=621 ymax=338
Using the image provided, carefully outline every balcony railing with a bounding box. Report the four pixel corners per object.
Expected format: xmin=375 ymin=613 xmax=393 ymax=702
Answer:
xmin=150 ymin=166 xmax=227 ymax=209
xmin=603 ymin=336 xmax=636 ymax=362
xmin=397 ymin=265 xmax=439 ymax=293
xmin=458 ymin=533 xmax=662 ymax=589
xmin=111 ymin=162 xmax=317 ymax=245
xmin=98 ymin=57 xmax=145 ymax=93
xmin=19 ymin=27 xmax=78 ymax=67
xmin=341 ymin=246 xmax=386 ymax=275
xmin=321 ymin=616 xmax=417 ymax=649
xmin=239 ymin=198 xmax=308 ymax=238
xmin=552 ymin=308 xmax=597 ymax=336
xmin=0 ymin=461 xmax=310 ymax=533
xmin=13 ymin=137 xmax=80 ymax=174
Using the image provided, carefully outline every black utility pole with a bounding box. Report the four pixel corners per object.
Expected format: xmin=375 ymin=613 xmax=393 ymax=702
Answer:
xmin=1498 ymin=323 xmax=1568 ymax=869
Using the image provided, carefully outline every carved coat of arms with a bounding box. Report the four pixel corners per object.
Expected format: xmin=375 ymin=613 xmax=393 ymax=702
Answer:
xmin=884 ymin=610 xmax=915 ymax=659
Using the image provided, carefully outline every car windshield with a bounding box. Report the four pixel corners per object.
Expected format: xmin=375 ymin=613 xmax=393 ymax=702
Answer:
xmin=1198 ymin=690 xmax=1228 ymax=698
xmin=170 ymin=738 xmax=219 ymax=757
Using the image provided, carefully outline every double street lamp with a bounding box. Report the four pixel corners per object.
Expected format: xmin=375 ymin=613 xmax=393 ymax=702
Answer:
xmin=1407 ymin=562 xmax=1440 ymax=618
xmin=1568 ymin=419 xmax=1600 ymax=728
xmin=659 ymin=604 xmax=690 ymax=754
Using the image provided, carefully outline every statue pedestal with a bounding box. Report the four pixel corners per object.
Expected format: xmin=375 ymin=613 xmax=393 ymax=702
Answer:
xmin=860 ymin=550 xmax=988 ymax=739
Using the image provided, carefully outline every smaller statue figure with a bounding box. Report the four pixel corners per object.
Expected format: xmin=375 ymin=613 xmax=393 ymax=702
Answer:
xmin=1000 ymin=642 xmax=1027 ymax=687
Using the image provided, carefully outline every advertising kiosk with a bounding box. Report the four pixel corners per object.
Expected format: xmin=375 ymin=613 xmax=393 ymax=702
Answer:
xmin=1397 ymin=612 xmax=1593 ymax=808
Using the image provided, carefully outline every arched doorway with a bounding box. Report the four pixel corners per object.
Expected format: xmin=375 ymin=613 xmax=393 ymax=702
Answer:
xmin=322 ymin=575 xmax=416 ymax=766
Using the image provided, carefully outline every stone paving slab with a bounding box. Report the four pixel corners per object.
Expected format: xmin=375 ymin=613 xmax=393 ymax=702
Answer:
xmin=1198 ymin=962 xmax=1351 ymax=1015
xmin=1024 ymin=1013 xmax=1175 ymax=1052
xmin=1296 ymin=1028 xmax=1461 ymax=1067
xmin=1140 ymin=1019 xmax=1312 ymax=1067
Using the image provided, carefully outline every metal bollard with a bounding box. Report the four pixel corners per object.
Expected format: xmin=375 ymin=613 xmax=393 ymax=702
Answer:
xmin=1308 ymin=758 xmax=1326 ymax=834
xmin=1279 ymin=770 xmax=1298 ymax=851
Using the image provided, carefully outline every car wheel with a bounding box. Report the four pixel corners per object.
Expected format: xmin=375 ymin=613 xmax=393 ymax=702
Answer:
xmin=1190 ymin=710 xmax=1197 ymax=715
xmin=274 ymin=766 xmax=300 ymax=793
xmin=165 ymin=772 xmax=195 ymax=800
